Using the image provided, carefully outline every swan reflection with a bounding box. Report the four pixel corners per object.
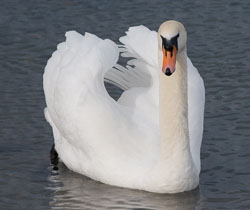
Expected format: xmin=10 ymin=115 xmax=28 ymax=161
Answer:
xmin=47 ymin=163 xmax=200 ymax=210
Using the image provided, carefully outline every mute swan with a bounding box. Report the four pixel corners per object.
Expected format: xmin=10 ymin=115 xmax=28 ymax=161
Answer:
xmin=43 ymin=20 xmax=205 ymax=194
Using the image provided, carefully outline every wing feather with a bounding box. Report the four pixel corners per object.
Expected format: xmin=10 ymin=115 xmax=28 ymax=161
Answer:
xmin=105 ymin=25 xmax=158 ymax=91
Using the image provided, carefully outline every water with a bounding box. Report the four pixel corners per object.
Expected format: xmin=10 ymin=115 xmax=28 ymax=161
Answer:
xmin=1 ymin=0 xmax=250 ymax=209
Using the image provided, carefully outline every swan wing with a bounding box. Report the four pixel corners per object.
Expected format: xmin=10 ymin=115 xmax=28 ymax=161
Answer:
xmin=43 ymin=30 xmax=159 ymax=180
xmin=104 ymin=26 xmax=159 ymax=123
xmin=43 ymin=31 xmax=118 ymax=138
xmin=43 ymin=31 xmax=123 ymax=164
xmin=105 ymin=25 xmax=158 ymax=91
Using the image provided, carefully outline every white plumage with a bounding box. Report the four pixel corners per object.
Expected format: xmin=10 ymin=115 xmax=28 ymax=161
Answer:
xmin=43 ymin=21 xmax=205 ymax=193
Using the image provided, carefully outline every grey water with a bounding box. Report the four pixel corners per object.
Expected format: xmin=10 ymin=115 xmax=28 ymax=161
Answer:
xmin=0 ymin=0 xmax=250 ymax=209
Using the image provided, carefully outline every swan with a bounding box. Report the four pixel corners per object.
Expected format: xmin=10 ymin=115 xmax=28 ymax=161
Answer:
xmin=43 ymin=20 xmax=205 ymax=194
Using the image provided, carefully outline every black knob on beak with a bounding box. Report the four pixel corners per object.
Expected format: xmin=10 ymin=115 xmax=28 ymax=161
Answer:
xmin=165 ymin=68 xmax=172 ymax=76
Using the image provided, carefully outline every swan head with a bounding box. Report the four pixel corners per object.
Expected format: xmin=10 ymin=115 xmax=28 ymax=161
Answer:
xmin=158 ymin=20 xmax=187 ymax=76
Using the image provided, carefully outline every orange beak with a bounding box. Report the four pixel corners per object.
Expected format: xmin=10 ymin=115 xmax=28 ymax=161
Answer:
xmin=162 ymin=46 xmax=177 ymax=76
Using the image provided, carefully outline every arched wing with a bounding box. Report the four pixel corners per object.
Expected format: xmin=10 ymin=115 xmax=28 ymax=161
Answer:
xmin=43 ymin=31 xmax=119 ymax=138
xmin=105 ymin=25 xmax=158 ymax=91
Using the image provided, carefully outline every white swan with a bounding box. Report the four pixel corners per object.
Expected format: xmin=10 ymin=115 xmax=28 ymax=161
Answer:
xmin=43 ymin=20 xmax=205 ymax=194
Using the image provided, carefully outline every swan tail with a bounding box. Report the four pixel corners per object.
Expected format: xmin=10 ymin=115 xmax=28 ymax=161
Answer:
xmin=105 ymin=25 xmax=158 ymax=90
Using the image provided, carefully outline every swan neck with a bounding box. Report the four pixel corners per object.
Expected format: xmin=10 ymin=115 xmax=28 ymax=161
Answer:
xmin=159 ymin=49 xmax=190 ymax=156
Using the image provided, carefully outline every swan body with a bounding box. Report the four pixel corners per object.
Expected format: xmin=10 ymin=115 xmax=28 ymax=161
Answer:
xmin=43 ymin=20 xmax=205 ymax=193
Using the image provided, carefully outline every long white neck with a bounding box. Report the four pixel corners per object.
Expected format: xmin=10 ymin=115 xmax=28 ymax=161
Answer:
xmin=158 ymin=49 xmax=191 ymax=160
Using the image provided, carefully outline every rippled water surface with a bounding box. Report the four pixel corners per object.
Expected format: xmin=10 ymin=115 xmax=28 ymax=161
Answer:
xmin=1 ymin=0 xmax=250 ymax=209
